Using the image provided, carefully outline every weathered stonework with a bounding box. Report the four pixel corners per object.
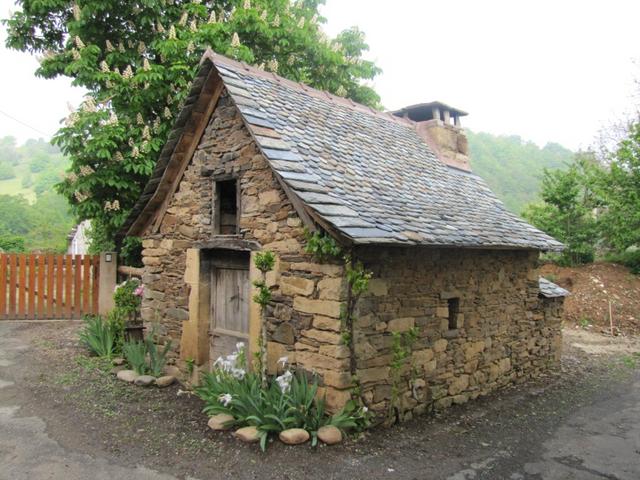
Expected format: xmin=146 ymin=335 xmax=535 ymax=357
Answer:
xmin=140 ymin=92 xmax=350 ymax=409
xmin=352 ymin=247 xmax=563 ymax=422
xmin=139 ymin=90 xmax=564 ymax=419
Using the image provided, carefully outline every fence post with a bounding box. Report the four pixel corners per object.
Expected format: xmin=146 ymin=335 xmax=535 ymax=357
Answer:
xmin=98 ymin=252 xmax=117 ymax=316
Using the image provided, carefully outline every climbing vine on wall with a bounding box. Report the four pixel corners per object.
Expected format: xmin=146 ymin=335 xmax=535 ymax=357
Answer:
xmin=388 ymin=327 xmax=418 ymax=423
xmin=303 ymin=228 xmax=372 ymax=402
xmin=252 ymin=250 xmax=275 ymax=387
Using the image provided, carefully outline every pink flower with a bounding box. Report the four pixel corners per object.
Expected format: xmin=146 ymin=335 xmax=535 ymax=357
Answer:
xmin=134 ymin=285 xmax=144 ymax=297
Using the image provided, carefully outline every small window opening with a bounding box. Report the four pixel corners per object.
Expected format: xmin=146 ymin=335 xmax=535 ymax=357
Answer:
xmin=447 ymin=298 xmax=460 ymax=330
xmin=214 ymin=179 xmax=238 ymax=234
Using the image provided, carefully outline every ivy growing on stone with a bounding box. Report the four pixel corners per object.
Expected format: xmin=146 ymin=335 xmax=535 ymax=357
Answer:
xmin=388 ymin=327 xmax=419 ymax=423
xmin=341 ymin=255 xmax=372 ymax=404
xmin=303 ymin=228 xmax=342 ymax=261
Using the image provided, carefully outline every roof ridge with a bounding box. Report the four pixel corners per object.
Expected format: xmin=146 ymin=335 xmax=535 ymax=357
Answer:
xmin=203 ymin=49 xmax=414 ymax=128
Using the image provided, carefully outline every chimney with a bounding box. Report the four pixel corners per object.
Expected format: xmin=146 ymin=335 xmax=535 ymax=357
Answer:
xmin=391 ymin=102 xmax=471 ymax=171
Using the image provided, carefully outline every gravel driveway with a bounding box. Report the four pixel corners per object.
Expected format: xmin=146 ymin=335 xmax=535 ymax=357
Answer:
xmin=0 ymin=321 xmax=638 ymax=480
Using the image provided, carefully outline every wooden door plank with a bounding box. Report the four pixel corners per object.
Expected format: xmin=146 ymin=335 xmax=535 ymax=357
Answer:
xmin=0 ymin=255 xmax=6 ymax=319
xmin=27 ymin=254 xmax=36 ymax=319
xmin=8 ymin=254 xmax=17 ymax=318
xmin=55 ymin=255 xmax=64 ymax=318
xmin=74 ymin=254 xmax=82 ymax=318
xmin=46 ymin=254 xmax=55 ymax=319
xmin=37 ymin=255 xmax=45 ymax=318
xmin=91 ymin=255 xmax=100 ymax=315
xmin=239 ymin=268 xmax=250 ymax=334
xmin=82 ymin=256 xmax=91 ymax=315
xmin=18 ymin=254 xmax=26 ymax=319
xmin=65 ymin=255 xmax=73 ymax=319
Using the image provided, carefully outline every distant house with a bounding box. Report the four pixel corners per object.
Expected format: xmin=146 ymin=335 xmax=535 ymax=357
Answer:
xmin=119 ymin=50 xmax=568 ymax=419
xmin=67 ymin=220 xmax=90 ymax=255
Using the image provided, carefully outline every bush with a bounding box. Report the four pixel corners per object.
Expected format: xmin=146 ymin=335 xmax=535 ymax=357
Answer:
xmin=113 ymin=279 xmax=143 ymax=317
xmin=196 ymin=344 xmax=368 ymax=450
xmin=0 ymin=162 xmax=15 ymax=180
xmin=605 ymin=249 xmax=640 ymax=274
xmin=79 ymin=315 xmax=120 ymax=358
xmin=0 ymin=234 xmax=25 ymax=252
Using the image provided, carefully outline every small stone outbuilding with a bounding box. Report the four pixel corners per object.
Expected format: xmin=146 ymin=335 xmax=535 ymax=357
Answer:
xmin=119 ymin=50 xmax=568 ymax=419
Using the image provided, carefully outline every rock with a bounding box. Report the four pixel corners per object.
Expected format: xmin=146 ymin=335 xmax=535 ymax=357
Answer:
xmin=279 ymin=428 xmax=309 ymax=445
xmin=155 ymin=375 xmax=176 ymax=388
xmin=388 ymin=317 xmax=415 ymax=332
xmin=293 ymin=297 xmax=342 ymax=318
xmin=112 ymin=357 xmax=125 ymax=366
xmin=208 ymin=413 xmax=234 ymax=431
xmin=272 ymin=323 xmax=295 ymax=345
xmin=116 ymin=369 xmax=139 ymax=383
xmin=317 ymin=425 xmax=342 ymax=445
xmin=234 ymin=426 xmax=260 ymax=443
xmin=280 ymin=276 xmax=315 ymax=297
xmin=163 ymin=365 xmax=181 ymax=377
xmin=134 ymin=375 xmax=156 ymax=387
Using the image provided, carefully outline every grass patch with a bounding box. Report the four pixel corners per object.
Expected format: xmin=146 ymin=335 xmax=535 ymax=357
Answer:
xmin=75 ymin=354 xmax=112 ymax=373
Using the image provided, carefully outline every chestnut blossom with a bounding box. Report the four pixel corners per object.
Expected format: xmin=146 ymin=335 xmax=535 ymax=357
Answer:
xmin=267 ymin=59 xmax=278 ymax=72
xmin=231 ymin=33 xmax=240 ymax=48
xmin=122 ymin=65 xmax=134 ymax=79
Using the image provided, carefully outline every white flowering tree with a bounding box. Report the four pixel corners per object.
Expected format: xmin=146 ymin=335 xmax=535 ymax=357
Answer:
xmin=4 ymin=0 xmax=381 ymax=249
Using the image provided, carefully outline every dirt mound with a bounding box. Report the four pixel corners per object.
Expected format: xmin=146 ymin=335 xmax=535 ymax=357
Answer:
xmin=540 ymin=262 xmax=640 ymax=335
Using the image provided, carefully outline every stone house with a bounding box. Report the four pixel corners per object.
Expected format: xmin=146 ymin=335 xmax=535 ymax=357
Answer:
xmin=119 ymin=50 xmax=568 ymax=419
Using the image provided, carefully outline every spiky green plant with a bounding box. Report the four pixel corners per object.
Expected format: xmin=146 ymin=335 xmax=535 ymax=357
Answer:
xmin=123 ymin=340 xmax=148 ymax=375
xmin=79 ymin=315 xmax=116 ymax=358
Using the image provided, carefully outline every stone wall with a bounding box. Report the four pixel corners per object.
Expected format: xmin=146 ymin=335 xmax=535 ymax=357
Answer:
xmin=138 ymin=88 xmax=564 ymax=417
xmin=140 ymin=91 xmax=351 ymax=409
xmin=353 ymin=247 xmax=562 ymax=422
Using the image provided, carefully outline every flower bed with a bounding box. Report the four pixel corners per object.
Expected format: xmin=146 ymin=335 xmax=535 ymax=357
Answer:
xmin=196 ymin=343 xmax=369 ymax=450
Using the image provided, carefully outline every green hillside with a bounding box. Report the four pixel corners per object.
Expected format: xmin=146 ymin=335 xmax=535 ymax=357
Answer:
xmin=467 ymin=131 xmax=573 ymax=214
xmin=0 ymin=137 xmax=75 ymax=252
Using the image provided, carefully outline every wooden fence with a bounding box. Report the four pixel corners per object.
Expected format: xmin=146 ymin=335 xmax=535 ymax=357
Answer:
xmin=0 ymin=254 xmax=100 ymax=320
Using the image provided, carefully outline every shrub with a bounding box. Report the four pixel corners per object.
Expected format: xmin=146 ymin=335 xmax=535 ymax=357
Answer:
xmin=79 ymin=315 xmax=117 ymax=358
xmin=605 ymin=249 xmax=640 ymax=274
xmin=113 ymin=279 xmax=144 ymax=317
xmin=196 ymin=345 xmax=368 ymax=450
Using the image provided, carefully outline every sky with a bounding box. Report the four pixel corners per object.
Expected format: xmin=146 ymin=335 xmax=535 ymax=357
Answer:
xmin=0 ymin=0 xmax=638 ymax=150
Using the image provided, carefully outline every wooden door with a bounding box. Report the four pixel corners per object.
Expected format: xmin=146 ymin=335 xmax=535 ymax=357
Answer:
xmin=210 ymin=261 xmax=250 ymax=362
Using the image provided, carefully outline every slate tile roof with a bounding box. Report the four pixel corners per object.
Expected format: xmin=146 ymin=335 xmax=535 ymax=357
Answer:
xmin=210 ymin=52 xmax=563 ymax=251
xmin=121 ymin=50 xmax=564 ymax=252
xmin=538 ymin=277 xmax=570 ymax=298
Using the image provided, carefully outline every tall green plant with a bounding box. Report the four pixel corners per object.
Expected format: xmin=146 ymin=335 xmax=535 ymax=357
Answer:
xmin=523 ymin=153 xmax=603 ymax=265
xmin=599 ymin=122 xmax=640 ymax=252
xmin=253 ymin=250 xmax=274 ymax=386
